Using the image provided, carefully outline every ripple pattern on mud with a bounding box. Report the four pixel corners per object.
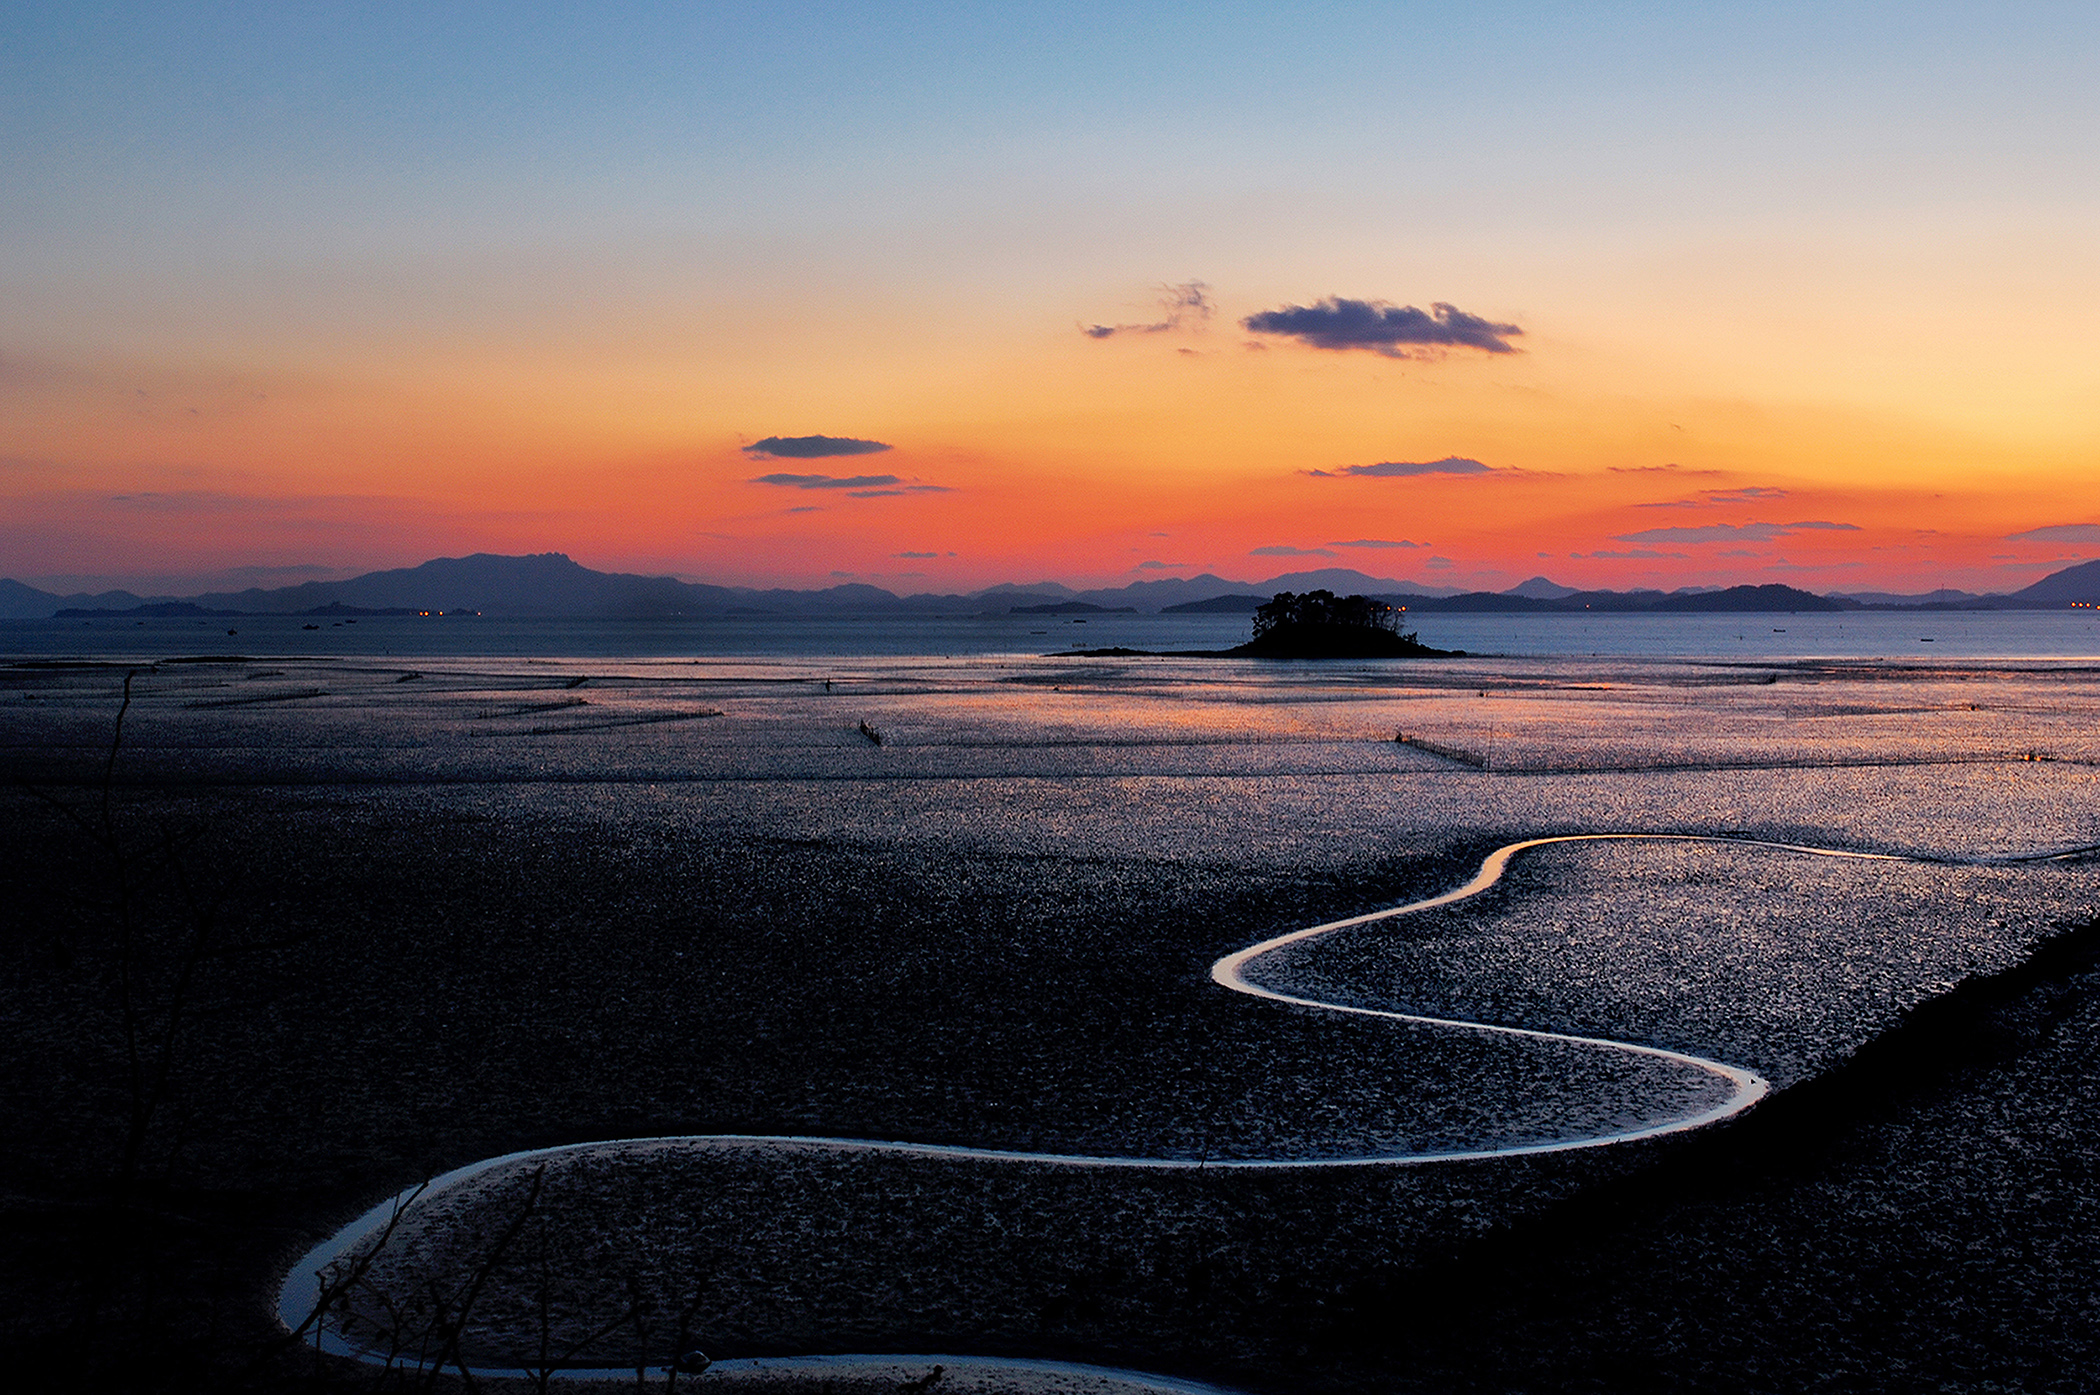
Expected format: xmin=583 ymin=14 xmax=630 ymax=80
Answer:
xmin=278 ymin=833 xmax=2095 ymax=1384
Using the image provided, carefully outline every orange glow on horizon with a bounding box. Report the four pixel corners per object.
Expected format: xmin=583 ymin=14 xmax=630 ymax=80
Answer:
xmin=4 ymin=288 xmax=2095 ymax=596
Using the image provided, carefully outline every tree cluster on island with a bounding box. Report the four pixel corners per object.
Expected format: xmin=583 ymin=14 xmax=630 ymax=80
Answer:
xmin=1234 ymin=589 xmax=1454 ymax=658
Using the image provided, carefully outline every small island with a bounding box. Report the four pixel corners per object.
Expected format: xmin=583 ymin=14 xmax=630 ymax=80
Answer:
xmin=1054 ymin=589 xmax=1460 ymax=658
xmin=1232 ymin=589 xmax=1456 ymax=657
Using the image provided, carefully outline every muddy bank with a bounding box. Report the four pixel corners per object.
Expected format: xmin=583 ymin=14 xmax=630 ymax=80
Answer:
xmin=1 ymin=656 xmax=2095 ymax=1392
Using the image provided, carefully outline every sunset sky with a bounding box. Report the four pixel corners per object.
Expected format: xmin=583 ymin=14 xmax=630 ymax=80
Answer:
xmin=4 ymin=3 xmax=2096 ymax=596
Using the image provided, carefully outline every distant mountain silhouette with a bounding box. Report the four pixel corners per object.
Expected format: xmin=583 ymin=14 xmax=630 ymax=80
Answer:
xmin=1376 ymin=583 xmax=1842 ymax=614
xmin=1161 ymin=594 xmax=1269 ymax=614
xmin=1649 ymin=584 xmax=1846 ymax=613
xmin=1009 ymin=600 xmax=1135 ymax=615
xmin=1503 ymin=575 xmax=1580 ymax=599
xmin=187 ymin=552 xmax=742 ymax=619
xmin=1832 ymin=587 xmax=1984 ymax=607
xmin=2005 ymin=558 xmax=2100 ymax=605
xmin=4 ymin=553 xmax=2098 ymax=620
xmin=0 ymin=578 xmax=65 ymax=620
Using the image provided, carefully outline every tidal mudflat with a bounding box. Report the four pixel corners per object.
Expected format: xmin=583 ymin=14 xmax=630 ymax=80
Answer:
xmin=2 ymin=650 xmax=2096 ymax=1392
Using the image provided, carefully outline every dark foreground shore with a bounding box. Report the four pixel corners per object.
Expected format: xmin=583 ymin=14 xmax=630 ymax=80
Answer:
xmin=2 ymin=655 xmax=2096 ymax=1393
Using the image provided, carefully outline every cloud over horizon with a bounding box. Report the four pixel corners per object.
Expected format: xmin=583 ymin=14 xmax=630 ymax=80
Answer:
xmin=1242 ymin=298 xmax=1521 ymax=355
xmin=1328 ymin=538 xmax=1425 ymax=549
xmin=1310 ymin=457 xmax=1492 ymax=479
xmin=743 ymin=435 xmax=892 ymax=459
xmin=1614 ymin=520 xmax=1860 ymax=544
xmin=2007 ymin=523 xmax=2100 ymax=544
xmin=749 ymin=472 xmax=951 ymax=498
xmin=750 ymin=473 xmax=902 ymax=489
xmin=1250 ymin=544 xmax=1336 ymax=557
xmin=1082 ymin=282 xmax=1213 ymax=339
xmin=1636 ymin=486 xmax=1791 ymax=509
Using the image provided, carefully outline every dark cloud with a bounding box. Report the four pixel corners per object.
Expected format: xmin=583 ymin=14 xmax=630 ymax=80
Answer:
xmin=1250 ymin=544 xmax=1337 ymax=557
xmin=1786 ymin=520 xmax=1860 ymax=531
xmin=1576 ymin=548 xmax=1689 ymax=560
xmin=2006 ymin=523 xmax=2100 ymax=544
xmin=1328 ymin=538 xmax=1425 ymax=549
xmin=1242 ymin=298 xmax=1521 ymax=355
xmin=893 ymin=551 xmax=939 ymax=558
xmin=744 ymin=435 xmax=892 ymax=459
xmin=751 ymin=473 xmax=902 ymax=489
xmin=1310 ymin=456 xmax=1492 ymax=479
xmin=1081 ymin=281 xmax=1213 ymax=339
xmin=1135 ymin=560 xmax=1188 ymax=571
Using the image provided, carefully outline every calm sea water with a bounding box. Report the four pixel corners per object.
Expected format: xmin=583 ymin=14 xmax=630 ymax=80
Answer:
xmin=5 ymin=607 xmax=2100 ymax=661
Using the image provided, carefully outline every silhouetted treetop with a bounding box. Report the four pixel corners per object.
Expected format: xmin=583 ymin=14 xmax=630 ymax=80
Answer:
xmin=1252 ymin=590 xmax=1401 ymax=639
xmin=1238 ymin=590 xmax=1450 ymax=657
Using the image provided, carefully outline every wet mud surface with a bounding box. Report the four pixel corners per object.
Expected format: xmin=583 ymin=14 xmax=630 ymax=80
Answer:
xmin=2 ymin=651 xmax=2097 ymax=1392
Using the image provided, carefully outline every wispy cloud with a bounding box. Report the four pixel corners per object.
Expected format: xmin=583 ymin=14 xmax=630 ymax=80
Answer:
xmin=751 ymin=473 xmax=901 ymax=489
xmin=1250 ymin=544 xmax=1336 ymax=557
xmin=1310 ymin=456 xmax=1492 ymax=479
xmin=1328 ymin=538 xmax=1425 ymax=549
xmin=893 ymin=551 xmax=939 ymax=558
xmin=1082 ymin=281 xmax=1213 ymax=339
xmin=1576 ymin=548 xmax=1689 ymax=560
xmin=1135 ymin=559 xmax=1188 ymax=571
xmin=2007 ymin=523 xmax=2100 ymax=544
xmin=743 ymin=435 xmax=892 ymax=459
xmin=1635 ymin=486 xmax=1791 ymax=509
xmin=750 ymin=472 xmax=951 ymax=499
xmin=1614 ymin=520 xmax=1858 ymax=544
xmin=1242 ymin=298 xmax=1521 ymax=356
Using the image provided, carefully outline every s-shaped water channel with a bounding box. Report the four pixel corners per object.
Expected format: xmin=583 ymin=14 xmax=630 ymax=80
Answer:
xmin=278 ymin=833 xmax=2095 ymax=1386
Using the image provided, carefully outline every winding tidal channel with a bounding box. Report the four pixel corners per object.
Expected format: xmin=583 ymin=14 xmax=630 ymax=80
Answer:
xmin=278 ymin=832 xmax=2094 ymax=1389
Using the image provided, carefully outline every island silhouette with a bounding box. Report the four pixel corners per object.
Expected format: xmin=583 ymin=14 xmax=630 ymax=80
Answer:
xmin=1235 ymin=590 xmax=1454 ymax=657
xmin=1057 ymin=589 xmax=1461 ymax=658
